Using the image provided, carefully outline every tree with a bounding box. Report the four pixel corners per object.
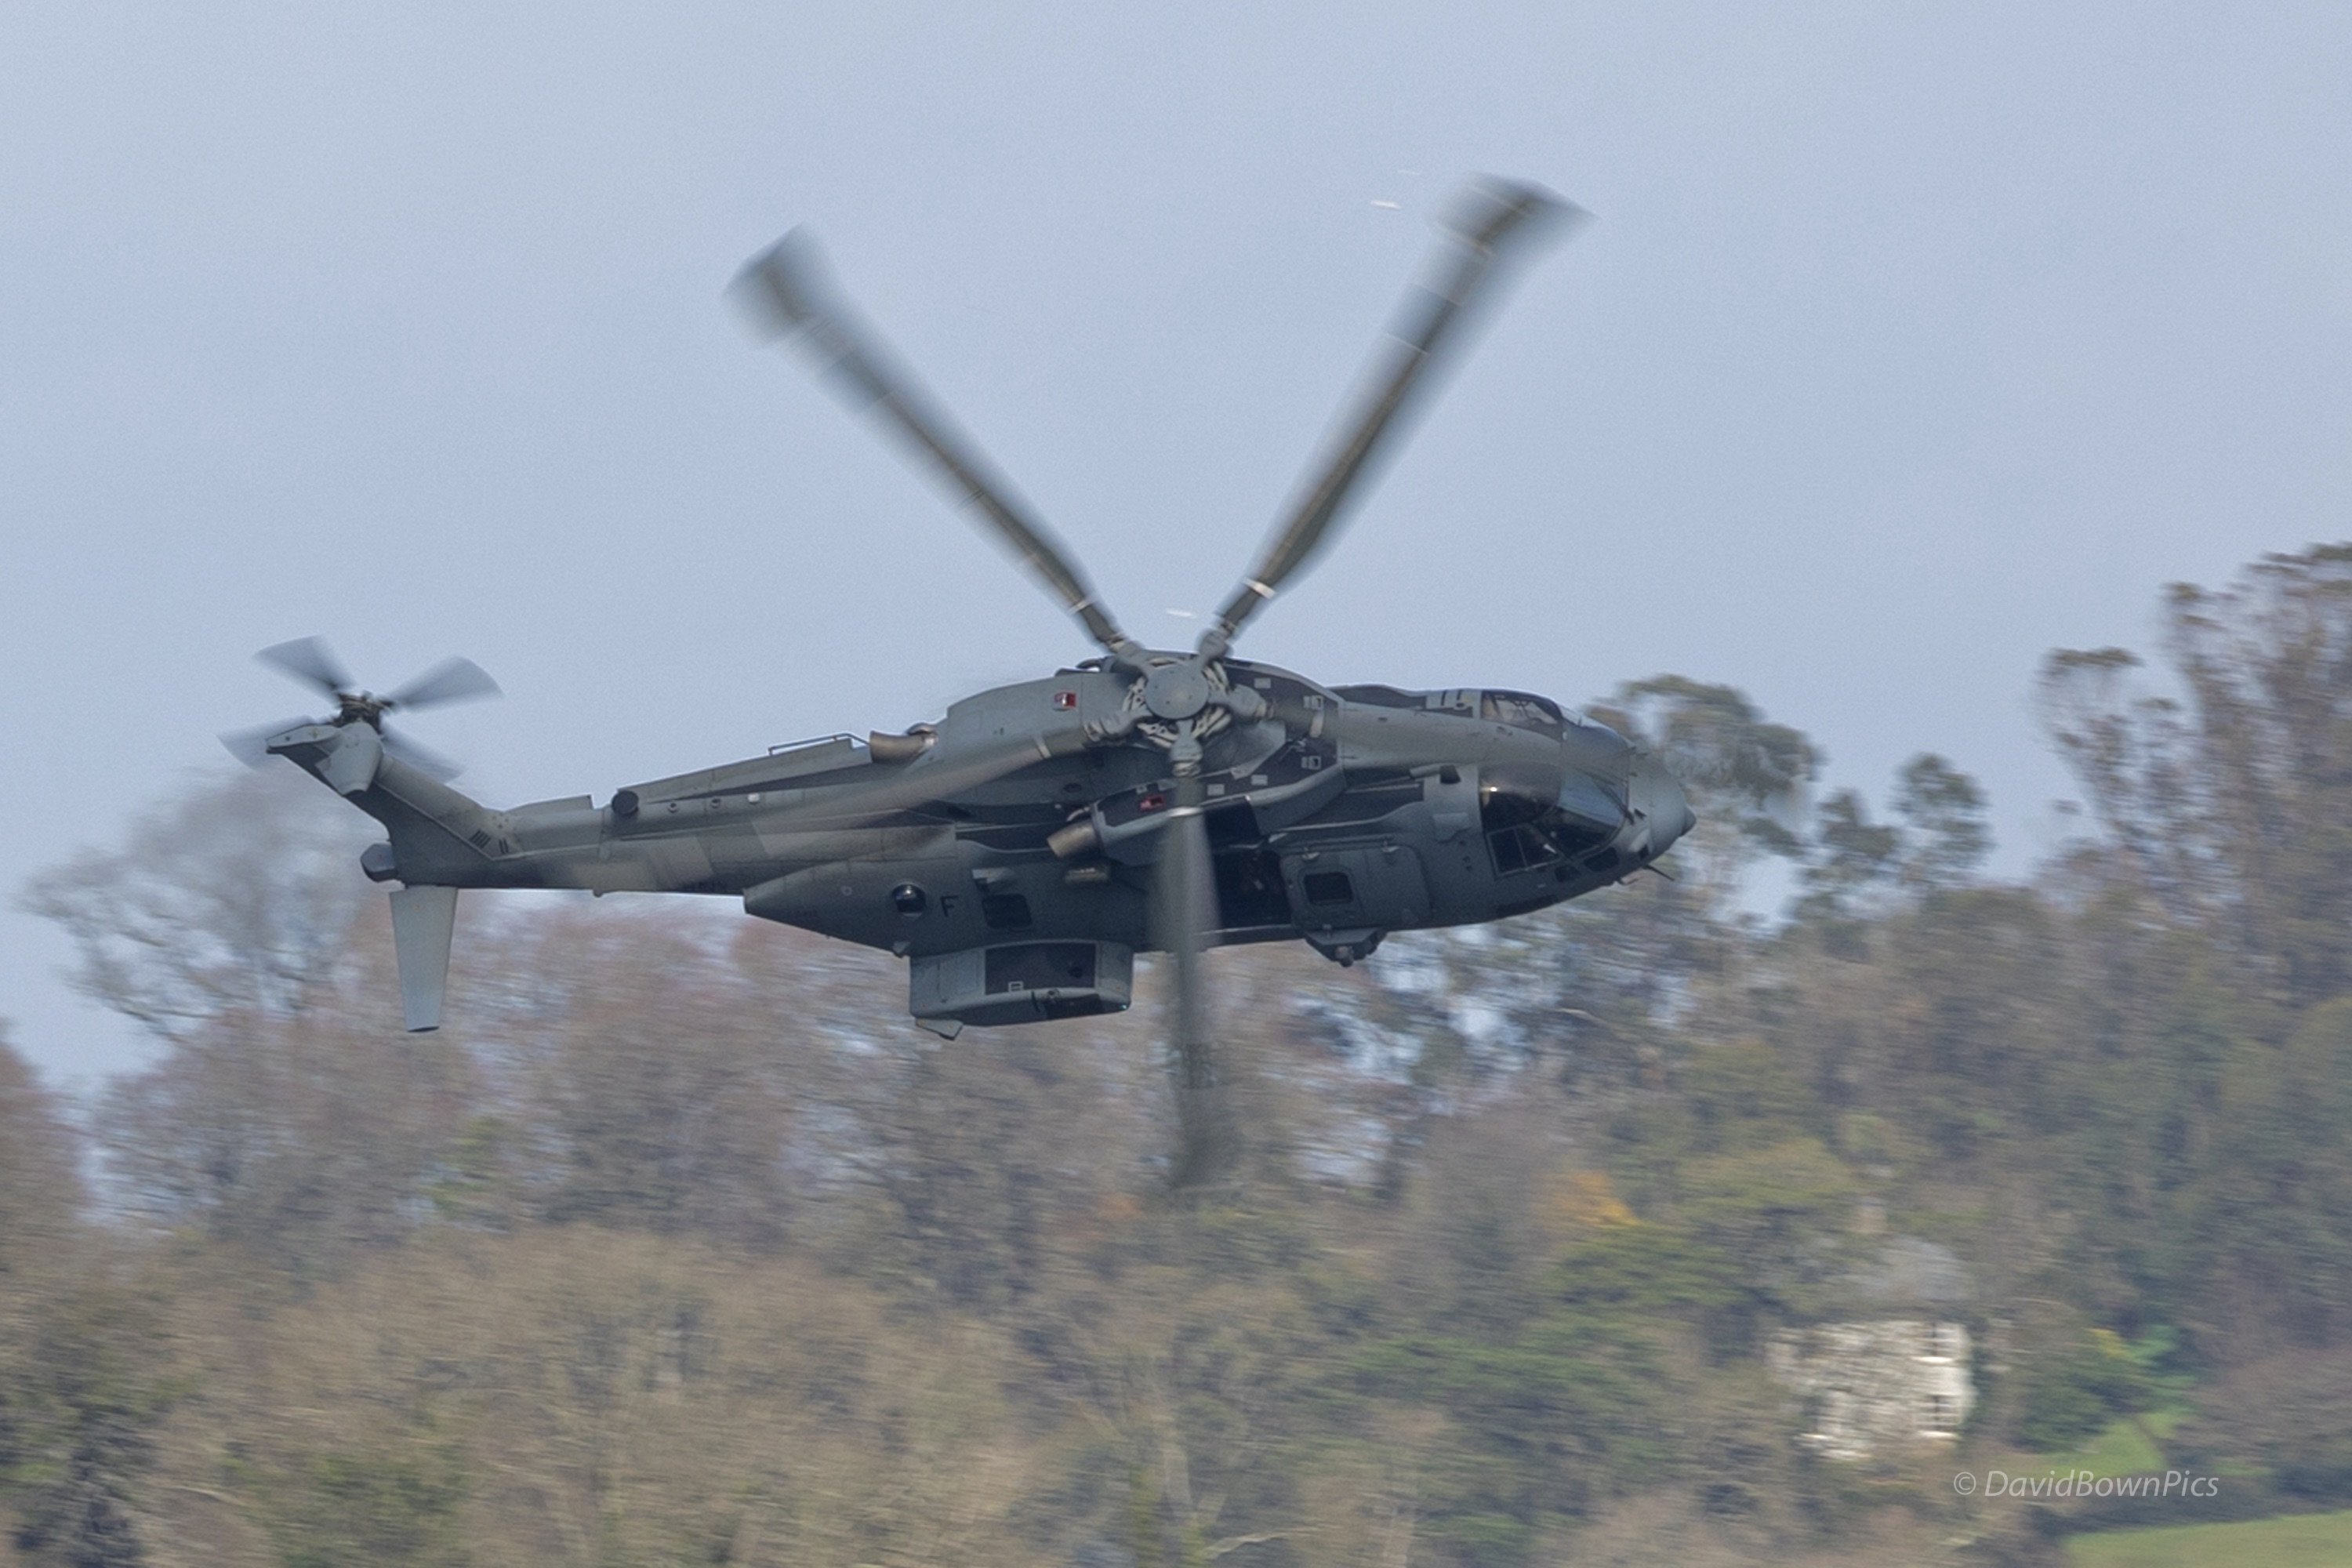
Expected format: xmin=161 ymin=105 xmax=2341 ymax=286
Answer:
xmin=2039 ymin=543 xmax=2352 ymax=1004
xmin=2199 ymin=997 xmax=2352 ymax=1347
xmin=27 ymin=772 xmax=477 ymax=1269
xmin=21 ymin=771 xmax=373 ymax=1042
xmin=0 ymin=1028 xmax=83 ymax=1272
xmin=1891 ymin=753 xmax=1990 ymax=891
xmin=480 ymin=906 xmax=800 ymax=1251
xmin=94 ymin=1002 xmax=478 ymax=1269
xmin=1795 ymin=789 xmax=1899 ymax=926
xmin=0 ymin=1031 xmax=162 ymax=1568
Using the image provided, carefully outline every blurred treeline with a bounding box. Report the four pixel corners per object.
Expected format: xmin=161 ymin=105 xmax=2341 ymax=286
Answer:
xmin=5 ymin=544 xmax=2352 ymax=1566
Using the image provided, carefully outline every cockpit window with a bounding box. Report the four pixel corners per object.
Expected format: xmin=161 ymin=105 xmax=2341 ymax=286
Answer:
xmin=1479 ymin=762 xmax=1620 ymax=876
xmin=1477 ymin=766 xmax=1556 ymax=830
xmin=1480 ymin=691 xmax=1564 ymax=730
xmin=1488 ymin=822 xmax=1561 ymax=875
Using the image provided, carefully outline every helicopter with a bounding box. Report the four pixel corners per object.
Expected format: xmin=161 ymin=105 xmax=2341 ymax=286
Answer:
xmin=226 ymin=176 xmax=1696 ymax=1185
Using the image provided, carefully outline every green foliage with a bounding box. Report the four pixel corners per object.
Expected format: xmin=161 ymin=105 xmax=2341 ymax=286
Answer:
xmin=1798 ymin=788 xmax=1900 ymax=926
xmin=2018 ymin=1330 xmax=2154 ymax=1451
xmin=1 ymin=1273 xmax=173 ymax=1568
xmin=2197 ymin=999 xmax=2352 ymax=1341
xmin=1678 ymin=1139 xmax=1860 ymax=1337
xmin=1346 ymin=1330 xmax=1664 ymax=1561
xmin=266 ymin=1446 xmax=469 ymax=1568
xmin=0 ymin=1036 xmax=170 ymax=1568
xmin=1332 ymin=1217 xmax=1773 ymax=1557
xmin=1893 ymin=753 xmax=1991 ymax=891
xmin=1681 ymin=1039 xmax=1820 ymax=1155
xmin=2030 ymin=1413 xmax=2172 ymax=1480
xmin=425 ymin=1115 xmax=515 ymax=1229
xmin=2042 ymin=545 xmax=2352 ymax=1005
xmin=1552 ymin=1222 xmax=1741 ymax=1320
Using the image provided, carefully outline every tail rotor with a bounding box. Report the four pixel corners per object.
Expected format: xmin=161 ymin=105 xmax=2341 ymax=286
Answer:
xmin=224 ymin=637 xmax=500 ymax=782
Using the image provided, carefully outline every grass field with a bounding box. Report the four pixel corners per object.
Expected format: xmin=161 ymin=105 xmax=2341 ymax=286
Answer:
xmin=2035 ymin=1412 xmax=2183 ymax=1479
xmin=2068 ymin=1509 xmax=2352 ymax=1566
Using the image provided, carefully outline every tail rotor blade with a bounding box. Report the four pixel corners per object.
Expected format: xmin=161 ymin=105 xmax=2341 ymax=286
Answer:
xmin=238 ymin=642 xmax=491 ymax=781
xmin=1201 ymin=176 xmax=1583 ymax=656
xmin=256 ymin=636 xmax=354 ymax=699
xmin=1153 ymin=779 xmax=1232 ymax=1186
xmin=733 ymin=230 xmax=1143 ymax=666
xmin=380 ymin=725 xmax=465 ymax=782
xmin=387 ymin=655 xmax=501 ymax=712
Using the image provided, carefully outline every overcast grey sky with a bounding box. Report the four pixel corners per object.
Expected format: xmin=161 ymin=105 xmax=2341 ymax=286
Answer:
xmin=5 ymin=4 xmax=2348 ymax=1087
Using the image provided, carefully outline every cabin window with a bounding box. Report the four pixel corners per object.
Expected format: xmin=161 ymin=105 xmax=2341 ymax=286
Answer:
xmin=1302 ymin=870 xmax=1356 ymax=906
xmin=980 ymin=893 xmax=1033 ymax=930
xmin=1217 ymin=850 xmax=1293 ymax=928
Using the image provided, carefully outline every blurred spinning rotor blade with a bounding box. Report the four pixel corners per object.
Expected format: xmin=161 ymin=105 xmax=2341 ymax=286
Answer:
xmin=733 ymin=230 xmax=1142 ymax=666
xmin=220 ymin=717 xmax=316 ymax=769
xmin=256 ymin=636 xmax=354 ymax=698
xmin=387 ymin=655 xmax=500 ymax=712
xmin=1202 ymin=176 xmax=1584 ymax=655
xmin=1152 ymin=779 xmax=1233 ymax=1188
xmin=380 ymin=727 xmax=464 ymax=782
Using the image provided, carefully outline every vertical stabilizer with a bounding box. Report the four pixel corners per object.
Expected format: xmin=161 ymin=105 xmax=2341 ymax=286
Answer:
xmin=388 ymin=885 xmax=460 ymax=1032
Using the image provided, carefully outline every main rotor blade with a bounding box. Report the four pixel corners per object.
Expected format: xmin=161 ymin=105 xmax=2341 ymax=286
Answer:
xmin=256 ymin=636 xmax=354 ymax=699
xmin=386 ymin=655 xmax=501 ymax=713
xmin=733 ymin=230 xmax=1142 ymax=666
xmin=1201 ymin=177 xmax=1584 ymax=656
xmin=1152 ymin=777 xmax=1232 ymax=1187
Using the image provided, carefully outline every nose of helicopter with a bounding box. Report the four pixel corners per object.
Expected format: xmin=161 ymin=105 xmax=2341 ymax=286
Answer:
xmin=1626 ymin=754 xmax=1697 ymax=860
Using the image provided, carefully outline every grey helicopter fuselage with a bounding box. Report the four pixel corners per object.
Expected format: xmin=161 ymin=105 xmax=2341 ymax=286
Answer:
xmin=266 ymin=655 xmax=1693 ymax=1036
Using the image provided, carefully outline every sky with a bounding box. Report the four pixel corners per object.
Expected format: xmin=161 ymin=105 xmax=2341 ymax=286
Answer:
xmin=4 ymin=4 xmax=2348 ymax=1088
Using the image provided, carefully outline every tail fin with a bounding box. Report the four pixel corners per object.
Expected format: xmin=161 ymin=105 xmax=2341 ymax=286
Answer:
xmin=388 ymin=884 xmax=459 ymax=1032
xmin=265 ymin=722 xmax=505 ymax=1034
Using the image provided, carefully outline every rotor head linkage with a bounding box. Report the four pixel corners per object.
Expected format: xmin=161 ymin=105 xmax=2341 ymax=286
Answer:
xmin=1142 ymin=660 xmax=1212 ymax=722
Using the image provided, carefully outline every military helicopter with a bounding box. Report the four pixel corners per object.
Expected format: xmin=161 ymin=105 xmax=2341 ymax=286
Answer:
xmin=226 ymin=176 xmax=1695 ymax=1184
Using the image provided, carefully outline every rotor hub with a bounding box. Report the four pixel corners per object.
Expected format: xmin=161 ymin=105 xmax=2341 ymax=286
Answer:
xmin=1141 ymin=660 xmax=1211 ymax=721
